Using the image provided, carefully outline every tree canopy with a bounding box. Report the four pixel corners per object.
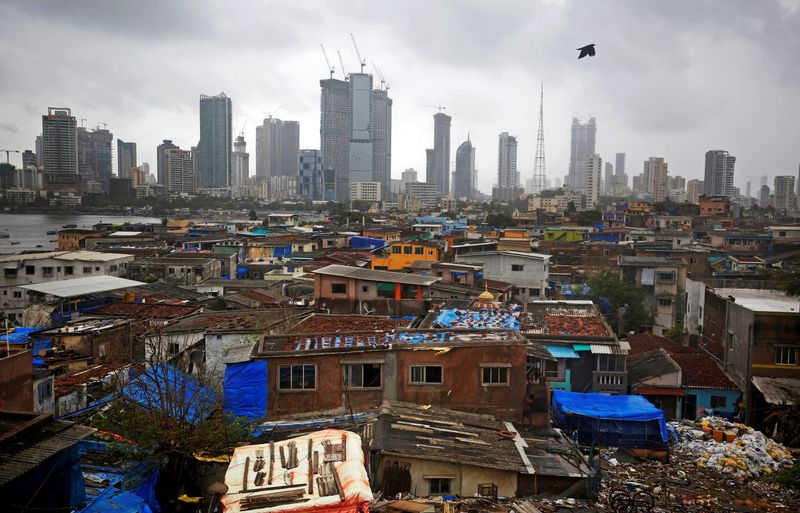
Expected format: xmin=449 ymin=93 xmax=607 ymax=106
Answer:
xmin=584 ymin=270 xmax=651 ymax=335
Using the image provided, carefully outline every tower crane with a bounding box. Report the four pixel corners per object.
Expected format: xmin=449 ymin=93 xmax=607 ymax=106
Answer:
xmin=337 ymin=50 xmax=348 ymax=79
xmin=350 ymin=33 xmax=366 ymax=73
xmin=422 ymin=104 xmax=447 ymax=113
xmin=78 ymin=118 xmax=87 ymax=127
xmin=1 ymin=150 xmax=20 ymax=164
xmin=371 ymin=60 xmax=386 ymax=90
xmin=320 ymin=44 xmax=335 ymax=79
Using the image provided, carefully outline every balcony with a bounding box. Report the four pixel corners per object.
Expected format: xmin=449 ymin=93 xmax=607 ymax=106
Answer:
xmin=593 ymin=371 xmax=627 ymax=394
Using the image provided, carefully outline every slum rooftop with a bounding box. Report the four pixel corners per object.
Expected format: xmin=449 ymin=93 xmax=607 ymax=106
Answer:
xmin=713 ymin=288 xmax=800 ymax=313
xmin=291 ymin=314 xmax=412 ymax=333
xmin=256 ymin=328 xmax=525 ymax=356
xmin=522 ymin=300 xmax=615 ymax=339
xmin=19 ymin=276 xmax=146 ymax=298
xmin=0 ymin=250 xmax=134 ymax=262
xmin=312 ymin=264 xmax=440 ymax=285
xmin=164 ymin=308 xmax=312 ymax=334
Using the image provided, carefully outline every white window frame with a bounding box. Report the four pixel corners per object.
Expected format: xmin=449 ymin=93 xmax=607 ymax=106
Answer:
xmin=775 ymin=346 xmax=799 ymax=366
xmin=480 ymin=363 xmax=511 ymax=386
xmin=343 ymin=362 xmax=383 ymax=389
xmin=278 ymin=364 xmax=318 ymax=391
xmin=410 ymin=365 xmax=443 ymax=385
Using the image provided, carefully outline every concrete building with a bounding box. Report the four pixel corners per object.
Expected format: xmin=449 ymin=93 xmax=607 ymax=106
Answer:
xmin=760 ymin=184 xmax=771 ymax=208
xmin=298 ymin=149 xmax=323 ymax=200
xmin=21 ymin=150 xmax=37 ymax=170
xmin=687 ymin=179 xmax=703 ymax=204
xmin=255 ymin=116 xmax=299 ymax=183
xmin=428 ymin=112 xmax=451 ymax=196
xmin=320 ymin=77 xmax=350 ymax=201
xmin=166 ymin=148 xmax=196 ymax=195
xmin=773 ymin=175 xmax=795 ymax=213
xmin=585 ymin=154 xmax=602 ymax=208
xmin=371 ymin=87 xmax=392 ymax=199
xmin=116 ymin=139 xmax=136 ymax=179
xmin=566 ymin=117 xmax=596 ymax=192
xmin=41 ymin=107 xmax=78 ymax=177
xmin=456 ymin=250 xmax=550 ymax=303
xmin=615 ymin=152 xmax=627 ymax=186
xmin=77 ymin=127 xmax=113 ymax=192
xmin=496 ymin=132 xmax=519 ymax=191
xmin=350 ymin=181 xmax=381 ymax=202
xmin=619 ymin=256 xmax=686 ymax=336
xmin=197 ymin=92 xmax=232 ymax=188
xmin=703 ymin=150 xmax=736 ymax=197
xmin=401 ymin=168 xmax=418 ymax=185
xmin=603 ymin=162 xmax=613 ymax=195
xmin=644 ymin=157 xmax=669 ymax=203
xmin=0 ymin=251 xmax=134 ymax=321
xmin=231 ymin=134 xmax=249 ymax=193
xmin=454 ymin=139 xmax=475 ymax=200
xmin=404 ymin=182 xmax=438 ymax=209
xmin=156 ymin=139 xmax=178 ymax=186
xmin=347 ymin=73 xmax=375 ymax=190
xmin=128 ymin=256 xmax=222 ymax=285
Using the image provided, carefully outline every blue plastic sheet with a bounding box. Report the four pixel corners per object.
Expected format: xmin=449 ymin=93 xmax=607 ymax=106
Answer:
xmin=433 ymin=308 xmax=520 ymax=329
xmin=552 ymin=391 xmax=668 ymax=449
xmin=224 ymin=360 xmax=267 ymax=421
xmin=546 ymin=345 xmax=580 ymax=359
xmin=122 ymin=365 xmax=216 ymax=425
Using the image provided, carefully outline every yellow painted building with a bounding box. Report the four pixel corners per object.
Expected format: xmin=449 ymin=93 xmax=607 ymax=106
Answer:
xmin=371 ymin=242 xmax=441 ymax=270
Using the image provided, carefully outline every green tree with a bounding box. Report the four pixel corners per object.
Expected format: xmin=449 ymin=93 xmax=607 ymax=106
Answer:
xmin=485 ymin=212 xmax=515 ymax=227
xmin=780 ymin=273 xmax=800 ymax=298
xmin=584 ymin=270 xmax=650 ymax=335
xmin=248 ymin=209 xmax=258 ymax=221
xmin=567 ymin=201 xmax=577 ymax=214
xmin=575 ymin=209 xmax=602 ymax=225
xmin=664 ymin=322 xmax=683 ymax=341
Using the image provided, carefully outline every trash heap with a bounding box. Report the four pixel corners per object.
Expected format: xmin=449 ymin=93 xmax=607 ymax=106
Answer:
xmin=669 ymin=416 xmax=794 ymax=479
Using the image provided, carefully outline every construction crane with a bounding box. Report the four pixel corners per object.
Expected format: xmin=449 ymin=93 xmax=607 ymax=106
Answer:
xmin=78 ymin=118 xmax=87 ymax=127
xmin=337 ymin=50 xmax=348 ymax=79
xmin=350 ymin=33 xmax=366 ymax=73
xmin=95 ymin=122 xmax=108 ymax=131
xmin=320 ymin=44 xmax=335 ymax=79
xmin=371 ymin=60 xmax=386 ymax=90
xmin=422 ymin=104 xmax=447 ymax=113
xmin=1 ymin=150 xmax=20 ymax=164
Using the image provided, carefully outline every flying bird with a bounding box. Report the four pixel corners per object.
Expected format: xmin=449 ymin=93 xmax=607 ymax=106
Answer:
xmin=577 ymin=44 xmax=596 ymax=59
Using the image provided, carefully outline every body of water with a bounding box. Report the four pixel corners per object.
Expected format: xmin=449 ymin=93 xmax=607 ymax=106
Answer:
xmin=0 ymin=214 xmax=162 ymax=253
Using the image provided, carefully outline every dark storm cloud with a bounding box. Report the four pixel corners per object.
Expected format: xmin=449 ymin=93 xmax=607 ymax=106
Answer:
xmin=0 ymin=0 xmax=797 ymax=190
xmin=0 ymin=123 xmax=19 ymax=134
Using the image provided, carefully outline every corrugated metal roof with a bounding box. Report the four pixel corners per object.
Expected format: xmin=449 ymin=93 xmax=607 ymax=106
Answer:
xmin=590 ymin=344 xmax=628 ymax=355
xmin=751 ymin=377 xmax=800 ymax=405
xmin=222 ymin=343 xmax=256 ymax=364
xmin=312 ymin=264 xmax=440 ymax=286
xmin=19 ymin=276 xmax=146 ymax=298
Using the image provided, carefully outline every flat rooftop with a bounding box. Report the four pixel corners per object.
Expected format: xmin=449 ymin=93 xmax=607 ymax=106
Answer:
xmin=19 ymin=276 xmax=146 ymax=298
xmin=714 ymin=288 xmax=800 ymax=313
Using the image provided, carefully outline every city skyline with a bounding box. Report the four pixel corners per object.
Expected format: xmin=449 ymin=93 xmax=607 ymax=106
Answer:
xmin=0 ymin=1 xmax=799 ymax=194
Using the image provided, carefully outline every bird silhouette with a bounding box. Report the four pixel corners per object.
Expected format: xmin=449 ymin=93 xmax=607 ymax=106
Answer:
xmin=577 ymin=44 xmax=596 ymax=59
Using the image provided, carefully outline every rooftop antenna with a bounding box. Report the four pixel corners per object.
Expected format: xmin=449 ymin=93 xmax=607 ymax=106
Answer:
xmin=320 ymin=44 xmax=335 ymax=79
xmin=337 ymin=50 xmax=348 ymax=80
xmin=350 ymin=33 xmax=366 ymax=73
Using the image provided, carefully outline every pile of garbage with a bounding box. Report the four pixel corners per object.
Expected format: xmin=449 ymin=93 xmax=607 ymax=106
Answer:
xmin=668 ymin=416 xmax=794 ymax=479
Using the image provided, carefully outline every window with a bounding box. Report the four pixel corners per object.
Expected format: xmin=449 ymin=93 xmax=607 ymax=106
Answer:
xmin=25 ymin=265 xmax=35 ymax=275
xmin=83 ymin=267 xmax=92 ymax=274
xmin=511 ymin=264 xmax=524 ymax=272
xmin=168 ymin=268 xmax=175 ymax=275
xmin=410 ymin=365 xmax=443 ymax=384
xmin=64 ymin=266 xmax=74 ymax=275
xmin=168 ymin=343 xmax=180 ymax=356
xmin=597 ymin=355 xmax=624 ymax=372
xmin=481 ymin=366 xmax=510 ymax=386
xmin=775 ymin=346 xmax=799 ymax=366
xmin=514 ymin=287 xmax=525 ymax=296
xmin=529 ymin=288 xmax=541 ymax=297
xmin=42 ymin=267 xmax=53 ymax=277
xmin=710 ymin=395 xmax=727 ymax=409
xmin=343 ymin=363 xmax=382 ymax=388
xmin=109 ymin=265 xmax=118 ymax=272
xmin=4 ymin=268 xmax=17 ymax=279
xmin=656 ymin=272 xmax=675 ymax=284
xmin=13 ymin=291 xmax=21 ymax=298
xmin=780 ymin=231 xmax=787 ymax=237
xmin=37 ymin=381 xmax=52 ymax=402
xmin=392 ymin=245 xmax=402 ymax=254
xmin=332 ymin=283 xmax=347 ymax=294
xmin=658 ymin=298 xmax=672 ymax=307
xmin=429 ymin=478 xmax=452 ymax=495
xmin=403 ymin=246 xmax=412 ymax=254
xmin=414 ymin=247 xmax=424 ymax=255
xmin=362 ymin=286 xmax=369 ymax=293
xmin=377 ymin=282 xmax=395 ymax=298
xmin=279 ymin=364 xmax=316 ymax=390
xmin=95 ymin=266 xmax=100 ymax=271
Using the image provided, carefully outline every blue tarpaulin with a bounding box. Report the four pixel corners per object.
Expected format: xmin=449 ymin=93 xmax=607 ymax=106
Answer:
xmin=552 ymin=390 xmax=668 ymax=449
xmin=32 ymin=338 xmax=53 ymax=355
xmin=122 ymin=365 xmax=216 ymax=425
xmin=546 ymin=345 xmax=580 ymax=359
xmin=0 ymin=327 xmax=40 ymax=344
xmin=434 ymin=309 xmax=520 ymax=329
xmin=350 ymin=236 xmax=387 ymax=249
xmin=224 ymin=360 xmax=267 ymax=421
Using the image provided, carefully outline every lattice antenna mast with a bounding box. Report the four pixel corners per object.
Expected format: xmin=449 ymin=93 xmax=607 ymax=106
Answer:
xmin=532 ymin=83 xmax=547 ymax=195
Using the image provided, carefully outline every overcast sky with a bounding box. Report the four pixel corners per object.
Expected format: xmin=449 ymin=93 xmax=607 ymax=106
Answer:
xmin=1 ymin=0 xmax=798 ymax=194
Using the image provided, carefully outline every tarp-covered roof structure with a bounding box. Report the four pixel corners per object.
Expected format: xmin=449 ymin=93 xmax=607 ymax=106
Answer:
xmin=552 ymin=390 xmax=667 ymax=450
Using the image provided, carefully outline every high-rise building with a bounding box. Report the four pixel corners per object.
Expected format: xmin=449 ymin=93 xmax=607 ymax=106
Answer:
xmin=156 ymin=140 xmax=178 ymax=187
xmin=585 ymin=154 xmax=602 ymax=208
xmin=350 ymin=181 xmax=381 ymax=202
xmin=371 ymin=87 xmax=392 ymax=199
xmin=760 ymin=184 xmax=771 ymax=208
xmin=401 ymin=168 xmax=418 ymax=185
xmin=255 ymin=117 xmax=300 ymax=182
xmin=117 ymin=139 xmax=137 ymax=179
xmin=614 ymin=152 xmax=627 ymax=189
xmin=21 ymin=150 xmax=37 ymax=170
xmin=298 ymin=149 xmax=323 ymax=200
xmin=686 ymin=179 xmax=703 ymax=204
xmin=41 ymin=107 xmax=78 ymax=176
xmin=774 ymin=176 xmax=796 ymax=213
xmin=703 ymin=150 xmax=736 ymax=197
xmin=454 ymin=138 xmax=475 ymax=200
xmin=348 ymin=73 xmax=374 ymax=187
xmin=670 ymin=175 xmax=686 ymax=191
xmin=231 ymin=134 xmax=249 ymax=190
xmin=643 ymin=157 xmax=669 ymax=203
xmin=35 ymin=135 xmax=43 ymax=168
xmin=166 ymin=147 xmax=196 ymax=195
xmin=566 ymin=117 xmax=596 ymax=192
xmin=604 ymin=162 xmax=613 ymax=195
xmin=320 ymin=77 xmax=350 ymax=201
xmin=429 ymin=112 xmax=451 ymax=196
xmin=78 ymin=127 xmax=113 ymax=191
xmin=197 ymin=92 xmax=232 ymax=188
xmin=404 ymin=182 xmax=438 ymax=208
xmin=496 ymin=132 xmax=519 ymax=190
